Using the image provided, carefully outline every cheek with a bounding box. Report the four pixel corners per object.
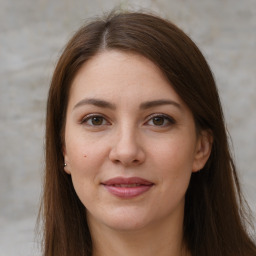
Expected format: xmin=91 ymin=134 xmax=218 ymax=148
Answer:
xmin=151 ymin=136 xmax=196 ymax=173
xmin=66 ymin=141 xmax=101 ymax=204
xmin=147 ymin=139 xmax=193 ymax=219
xmin=150 ymin=136 xmax=195 ymax=196
xmin=65 ymin=136 xmax=109 ymax=180
xmin=66 ymin=142 xmax=87 ymax=169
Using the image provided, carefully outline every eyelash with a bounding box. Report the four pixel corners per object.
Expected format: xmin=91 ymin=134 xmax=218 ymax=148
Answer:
xmin=80 ymin=114 xmax=110 ymax=126
xmin=80 ymin=113 xmax=176 ymax=127
xmin=145 ymin=114 xmax=176 ymax=127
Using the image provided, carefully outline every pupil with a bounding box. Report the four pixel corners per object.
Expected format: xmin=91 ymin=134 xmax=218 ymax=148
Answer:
xmin=153 ymin=117 xmax=164 ymax=125
xmin=92 ymin=117 xmax=103 ymax=125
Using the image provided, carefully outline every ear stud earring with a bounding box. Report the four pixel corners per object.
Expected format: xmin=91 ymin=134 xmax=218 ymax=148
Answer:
xmin=64 ymin=163 xmax=67 ymax=167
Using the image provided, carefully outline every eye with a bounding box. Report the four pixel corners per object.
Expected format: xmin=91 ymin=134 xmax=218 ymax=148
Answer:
xmin=146 ymin=114 xmax=175 ymax=127
xmin=81 ymin=114 xmax=109 ymax=126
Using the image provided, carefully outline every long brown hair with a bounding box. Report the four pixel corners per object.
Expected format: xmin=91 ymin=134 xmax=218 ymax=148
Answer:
xmin=40 ymin=10 xmax=256 ymax=256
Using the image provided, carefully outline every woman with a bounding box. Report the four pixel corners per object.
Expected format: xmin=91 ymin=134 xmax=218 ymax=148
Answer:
xmin=40 ymin=11 xmax=256 ymax=256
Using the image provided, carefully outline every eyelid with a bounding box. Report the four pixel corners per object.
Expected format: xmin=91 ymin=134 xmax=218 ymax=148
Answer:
xmin=145 ymin=113 xmax=176 ymax=126
xmin=79 ymin=113 xmax=175 ymax=127
xmin=80 ymin=113 xmax=110 ymax=126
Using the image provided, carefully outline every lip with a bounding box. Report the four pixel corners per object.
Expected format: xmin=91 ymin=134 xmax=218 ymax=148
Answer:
xmin=101 ymin=177 xmax=154 ymax=198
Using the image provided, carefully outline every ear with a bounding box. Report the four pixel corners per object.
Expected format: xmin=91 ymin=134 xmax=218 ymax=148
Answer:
xmin=62 ymin=144 xmax=71 ymax=175
xmin=192 ymin=130 xmax=213 ymax=173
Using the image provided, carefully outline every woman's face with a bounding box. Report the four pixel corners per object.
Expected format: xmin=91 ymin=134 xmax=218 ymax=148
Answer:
xmin=63 ymin=50 xmax=210 ymax=232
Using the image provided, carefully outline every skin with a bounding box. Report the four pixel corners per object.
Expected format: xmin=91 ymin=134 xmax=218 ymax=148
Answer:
xmin=63 ymin=50 xmax=212 ymax=256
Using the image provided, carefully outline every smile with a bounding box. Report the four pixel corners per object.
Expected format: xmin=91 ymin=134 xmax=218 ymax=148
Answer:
xmin=111 ymin=184 xmax=144 ymax=187
xmin=101 ymin=177 xmax=154 ymax=198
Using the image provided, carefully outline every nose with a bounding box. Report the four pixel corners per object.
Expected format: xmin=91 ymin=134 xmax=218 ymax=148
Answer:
xmin=109 ymin=125 xmax=146 ymax=167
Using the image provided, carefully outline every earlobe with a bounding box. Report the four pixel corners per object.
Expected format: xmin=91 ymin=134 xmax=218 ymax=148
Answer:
xmin=192 ymin=130 xmax=213 ymax=173
xmin=63 ymin=162 xmax=71 ymax=174
xmin=62 ymin=145 xmax=71 ymax=174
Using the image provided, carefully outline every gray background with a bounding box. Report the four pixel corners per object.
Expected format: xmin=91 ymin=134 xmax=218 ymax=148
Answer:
xmin=0 ymin=0 xmax=255 ymax=255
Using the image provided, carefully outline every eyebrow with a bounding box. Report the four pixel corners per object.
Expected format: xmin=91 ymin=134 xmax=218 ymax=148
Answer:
xmin=140 ymin=99 xmax=181 ymax=110
xmin=73 ymin=98 xmax=181 ymax=111
xmin=73 ymin=98 xmax=116 ymax=110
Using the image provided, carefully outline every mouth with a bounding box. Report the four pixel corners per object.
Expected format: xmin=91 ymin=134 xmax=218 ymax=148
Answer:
xmin=101 ymin=177 xmax=154 ymax=198
xmin=110 ymin=183 xmax=147 ymax=187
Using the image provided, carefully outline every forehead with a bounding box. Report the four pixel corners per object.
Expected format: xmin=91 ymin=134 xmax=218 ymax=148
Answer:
xmin=68 ymin=50 xmax=182 ymax=106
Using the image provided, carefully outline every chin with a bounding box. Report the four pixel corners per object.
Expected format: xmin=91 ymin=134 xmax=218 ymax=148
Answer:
xmin=104 ymin=218 xmax=150 ymax=232
xmin=88 ymin=207 xmax=153 ymax=232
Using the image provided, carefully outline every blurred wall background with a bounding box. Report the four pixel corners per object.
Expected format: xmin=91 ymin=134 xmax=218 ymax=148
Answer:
xmin=0 ymin=0 xmax=255 ymax=255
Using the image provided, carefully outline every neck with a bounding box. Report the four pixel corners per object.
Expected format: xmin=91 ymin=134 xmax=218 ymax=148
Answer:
xmin=88 ymin=214 xmax=190 ymax=256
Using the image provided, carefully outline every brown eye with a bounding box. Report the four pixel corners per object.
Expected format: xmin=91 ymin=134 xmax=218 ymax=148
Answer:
xmin=91 ymin=116 xmax=104 ymax=125
xmin=152 ymin=116 xmax=165 ymax=126
xmin=81 ymin=115 xmax=108 ymax=126
xmin=146 ymin=114 xmax=176 ymax=127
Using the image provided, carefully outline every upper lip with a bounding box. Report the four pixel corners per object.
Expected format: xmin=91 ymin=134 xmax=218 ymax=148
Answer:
xmin=101 ymin=177 xmax=154 ymax=186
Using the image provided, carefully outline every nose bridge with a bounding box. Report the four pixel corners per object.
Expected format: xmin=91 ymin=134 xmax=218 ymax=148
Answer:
xmin=116 ymin=121 xmax=139 ymax=154
xmin=109 ymin=120 xmax=145 ymax=165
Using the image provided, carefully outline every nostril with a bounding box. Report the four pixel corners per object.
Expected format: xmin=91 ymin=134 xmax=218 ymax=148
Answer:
xmin=109 ymin=143 xmax=146 ymax=166
xmin=112 ymin=158 xmax=140 ymax=166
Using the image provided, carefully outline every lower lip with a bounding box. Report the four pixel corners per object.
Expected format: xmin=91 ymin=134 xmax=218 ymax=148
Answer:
xmin=103 ymin=185 xmax=153 ymax=198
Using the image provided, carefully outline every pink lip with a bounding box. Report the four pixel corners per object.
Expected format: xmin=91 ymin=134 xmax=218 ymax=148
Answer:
xmin=101 ymin=177 xmax=154 ymax=198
